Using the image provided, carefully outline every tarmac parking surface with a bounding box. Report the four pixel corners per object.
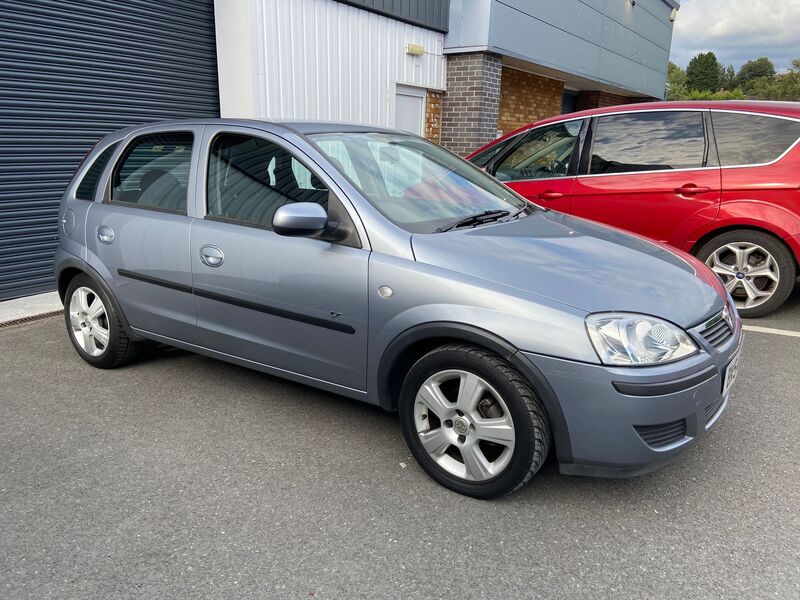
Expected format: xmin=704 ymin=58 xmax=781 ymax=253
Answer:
xmin=1 ymin=292 xmax=799 ymax=599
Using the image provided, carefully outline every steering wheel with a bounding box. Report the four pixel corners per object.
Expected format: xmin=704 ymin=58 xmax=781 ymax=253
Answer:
xmin=548 ymin=156 xmax=569 ymax=176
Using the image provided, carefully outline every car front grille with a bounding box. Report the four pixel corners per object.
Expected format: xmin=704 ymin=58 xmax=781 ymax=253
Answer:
xmin=705 ymin=394 xmax=725 ymax=424
xmin=698 ymin=310 xmax=734 ymax=349
xmin=634 ymin=419 xmax=687 ymax=449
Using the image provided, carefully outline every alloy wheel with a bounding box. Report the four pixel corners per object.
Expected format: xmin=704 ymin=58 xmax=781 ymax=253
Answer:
xmin=68 ymin=286 xmax=110 ymax=357
xmin=413 ymin=369 xmax=515 ymax=482
xmin=705 ymin=242 xmax=780 ymax=311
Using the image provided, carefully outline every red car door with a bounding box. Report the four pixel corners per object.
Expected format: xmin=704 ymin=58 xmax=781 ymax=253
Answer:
xmin=570 ymin=110 xmax=721 ymax=246
xmin=488 ymin=119 xmax=586 ymax=214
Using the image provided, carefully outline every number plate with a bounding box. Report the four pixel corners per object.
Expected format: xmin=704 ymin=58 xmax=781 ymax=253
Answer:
xmin=722 ymin=353 xmax=739 ymax=398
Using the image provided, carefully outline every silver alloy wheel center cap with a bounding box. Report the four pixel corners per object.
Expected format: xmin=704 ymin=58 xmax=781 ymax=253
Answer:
xmin=736 ymin=272 xmax=745 ymax=279
xmin=453 ymin=416 xmax=470 ymax=435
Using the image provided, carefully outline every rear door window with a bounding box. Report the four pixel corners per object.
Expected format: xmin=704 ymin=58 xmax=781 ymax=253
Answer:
xmin=589 ymin=111 xmax=711 ymax=174
xmin=711 ymin=112 xmax=800 ymax=166
xmin=494 ymin=120 xmax=583 ymax=181
xmin=76 ymin=143 xmax=119 ymax=201
xmin=111 ymin=132 xmax=193 ymax=213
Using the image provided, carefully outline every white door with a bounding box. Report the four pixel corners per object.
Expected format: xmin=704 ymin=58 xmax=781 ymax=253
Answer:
xmin=394 ymin=85 xmax=425 ymax=135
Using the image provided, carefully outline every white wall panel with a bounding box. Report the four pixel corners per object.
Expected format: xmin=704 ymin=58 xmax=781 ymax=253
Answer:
xmin=217 ymin=0 xmax=446 ymax=127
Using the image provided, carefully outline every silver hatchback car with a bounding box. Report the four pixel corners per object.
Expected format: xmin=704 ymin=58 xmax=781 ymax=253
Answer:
xmin=56 ymin=120 xmax=743 ymax=498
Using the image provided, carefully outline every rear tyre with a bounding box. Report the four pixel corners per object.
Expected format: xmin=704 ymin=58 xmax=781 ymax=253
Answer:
xmin=399 ymin=344 xmax=550 ymax=499
xmin=64 ymin=274 xmax=142 ymax=368
xmin=696 ymin=230 xmax=796 ymax=318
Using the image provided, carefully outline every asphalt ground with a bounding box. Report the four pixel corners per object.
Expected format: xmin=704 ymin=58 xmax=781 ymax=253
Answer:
xmin=1 ymin=291 xmax=799 ymax=599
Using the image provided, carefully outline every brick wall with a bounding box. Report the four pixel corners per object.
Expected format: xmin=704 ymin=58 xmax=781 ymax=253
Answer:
xmin=497 ymin=67 xmax=564 ymax=135
xmin=440 ymin=52 xmax=502 ymax=156
xmin=575 ymin=90 xmax=638 ymax=111
xmin=424 ymin=90 xmax=442 ymax=144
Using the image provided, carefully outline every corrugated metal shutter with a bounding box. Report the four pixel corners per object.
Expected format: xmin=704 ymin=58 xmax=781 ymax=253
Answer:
xmin=0 ymin=0 xmax=220 ymax=300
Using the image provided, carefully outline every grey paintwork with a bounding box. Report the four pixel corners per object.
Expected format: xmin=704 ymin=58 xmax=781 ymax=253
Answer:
xmin=56 ymin=118 xmax=741 ymax=476
xmin=445 ymin=0 xmax=678 ymax=99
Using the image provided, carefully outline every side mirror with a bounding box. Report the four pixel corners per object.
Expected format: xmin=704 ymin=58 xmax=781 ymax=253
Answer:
xmin=272 ymin=202 xmax=328 ymax=237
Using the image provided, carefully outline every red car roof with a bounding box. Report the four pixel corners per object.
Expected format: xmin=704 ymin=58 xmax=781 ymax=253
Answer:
xmin=467 ymin=100 xmax=800 ymax=159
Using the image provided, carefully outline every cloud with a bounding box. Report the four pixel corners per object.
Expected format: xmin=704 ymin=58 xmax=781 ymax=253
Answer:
xmin=670 ymin=0 xmax=800 ymax=71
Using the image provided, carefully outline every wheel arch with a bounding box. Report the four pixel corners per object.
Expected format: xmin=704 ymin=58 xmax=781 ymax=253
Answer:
xmin=377 ymin=322 xmax=573 ymax=463
xmin=56 ymin=257 xmax=143 ymax=341
xmin=689 ymin=223 xmax=800 ymax=270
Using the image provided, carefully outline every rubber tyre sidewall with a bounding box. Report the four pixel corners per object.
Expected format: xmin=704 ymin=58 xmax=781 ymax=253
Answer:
xmin=696 ymin=230 xmax=797 ymax=318
xmin=400 ymin=346 xmax=547 ymax=499
xmin=64 ymin=274 xmax=124 ymax=368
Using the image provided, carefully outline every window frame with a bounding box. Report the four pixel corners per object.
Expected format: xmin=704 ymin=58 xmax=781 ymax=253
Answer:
xmin=105 ymin=130 xmax=195 ymax=216
xmin=582 ymin=109 xmax=715 ymax=177
xmin=489 ymin=119 xmax=588 ymax=183
xmin=710 ymin=109 xmax=800 ymax=169
xmin=203 ymin=130 xmax=360 ymax=245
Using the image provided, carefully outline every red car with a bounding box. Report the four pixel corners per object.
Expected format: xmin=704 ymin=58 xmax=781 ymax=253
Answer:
xmin=468 ymin=101 xmax=800 ymax=317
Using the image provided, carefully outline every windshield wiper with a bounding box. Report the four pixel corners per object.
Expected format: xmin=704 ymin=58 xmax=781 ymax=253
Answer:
xmin=501 ymin=206 xmax=528 ymax=221
xmin=435 ymin=209 xmax=510 ymax=233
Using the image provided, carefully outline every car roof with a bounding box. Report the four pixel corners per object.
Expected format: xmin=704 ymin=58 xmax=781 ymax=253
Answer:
xmin=108 ymin=118 xmax=398 ymax=138
xmin=468 ymin=100 xmax=800 ymax=158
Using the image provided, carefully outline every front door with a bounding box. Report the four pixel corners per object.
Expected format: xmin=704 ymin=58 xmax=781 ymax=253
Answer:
xmin=395 ymin=85 xmax=426 ymax=136
xmin=190 ymin=128 xmax=370 ymax=391
xmin=85 ymin=128 xmax=200 ymax=342
xmin=488 ymin=120 xmax=585 ymax=214
xmin=571 ymin=110 xmax=721 ymax=245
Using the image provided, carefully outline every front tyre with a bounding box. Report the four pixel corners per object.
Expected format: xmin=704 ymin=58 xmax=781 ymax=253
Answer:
xmin=696 ymin=230 xmax=796 ymax=318
xmin=400 ymin=344 xmax=550 ymax=499
xmin=64 ymin=274 xmax=141 ymax=368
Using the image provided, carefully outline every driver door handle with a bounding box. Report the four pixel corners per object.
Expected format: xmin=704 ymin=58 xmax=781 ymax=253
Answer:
xmin=675 ymin=184 xmax=710 ymax=196
xmin=538 ymin=191 xmax=564 ymax=201
xmin=199 ymin=245 xmax=224 ymax=267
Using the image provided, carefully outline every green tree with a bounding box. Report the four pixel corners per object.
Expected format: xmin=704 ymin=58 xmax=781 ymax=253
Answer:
xmin=736 ymin=57 xmax=776 ymax=91
xmin=685 ymin=88 xmax=745 ymax=100
xmin=666 ymin=61 xmax=688 ymax=99
xmin=722 ymin=65 xmax=736 ymax=90
xmin=686 ymin=52 xmax=723 ymax=91
xmin=749 ymin=58 xmax=800 ymax=101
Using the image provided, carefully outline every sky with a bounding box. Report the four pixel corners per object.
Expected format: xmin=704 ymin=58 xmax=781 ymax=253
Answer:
xmin=670 ymin=0 xmax=800 ymax=72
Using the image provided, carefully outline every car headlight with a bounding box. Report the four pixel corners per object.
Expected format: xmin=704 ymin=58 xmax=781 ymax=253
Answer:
xmin=585 ymin=313 xmax=698 ymax=366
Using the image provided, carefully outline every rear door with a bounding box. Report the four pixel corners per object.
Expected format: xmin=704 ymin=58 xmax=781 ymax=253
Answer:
xmin=570 ymin=110 xmax=721 ymax=245
xmin=712 ymin=110 xmax=800 ymax=214
xmin=85 ymin=127 xmax=201 ymax=342
xmin=484 ymin=119 xmax=585 ymax=213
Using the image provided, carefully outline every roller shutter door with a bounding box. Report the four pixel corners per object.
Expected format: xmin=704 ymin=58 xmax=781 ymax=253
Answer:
xmin=0 ymin=0 xmax=220 ymax=300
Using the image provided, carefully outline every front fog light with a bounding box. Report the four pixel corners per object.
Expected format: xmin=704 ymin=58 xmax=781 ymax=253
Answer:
xmin=586 ymin=313 xmax=698 ymax=366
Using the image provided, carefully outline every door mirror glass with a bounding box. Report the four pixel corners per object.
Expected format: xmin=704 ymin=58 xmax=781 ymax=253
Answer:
xmin=272 ymin=202 xmax=328 ymax=237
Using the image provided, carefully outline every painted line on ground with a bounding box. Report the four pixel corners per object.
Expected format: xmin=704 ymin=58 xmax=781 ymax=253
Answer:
xmin=742 ymin=324 xmax=800 ymax=338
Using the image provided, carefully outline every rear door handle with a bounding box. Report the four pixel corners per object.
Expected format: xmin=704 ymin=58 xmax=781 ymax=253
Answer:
xmin=675 ymin=184 xmax=710 ymax=196
xmin=538 ymin=191 xmax=564 ymax=201
xmin=97 ymin=225 xmax=115 ymax=244
xmin=199 ymin=245 xmax=224 ymax=267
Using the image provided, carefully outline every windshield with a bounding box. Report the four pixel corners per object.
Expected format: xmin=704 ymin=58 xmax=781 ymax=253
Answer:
xmin=309 ymin=132 xmax=531 ymax=233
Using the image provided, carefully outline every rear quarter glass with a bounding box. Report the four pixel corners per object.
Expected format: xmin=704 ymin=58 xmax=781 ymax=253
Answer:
xmin=711 ymin=112 xmax=800 ymax=166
